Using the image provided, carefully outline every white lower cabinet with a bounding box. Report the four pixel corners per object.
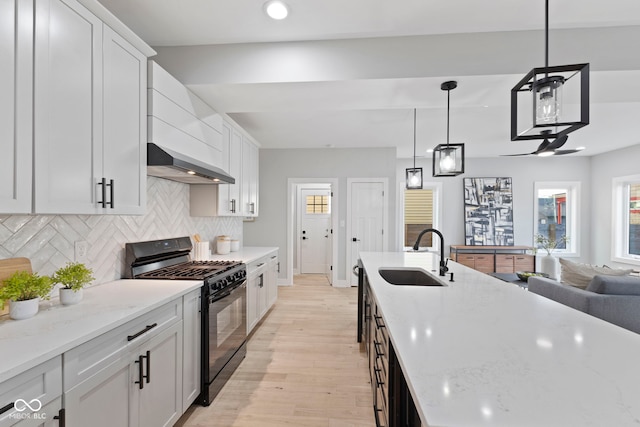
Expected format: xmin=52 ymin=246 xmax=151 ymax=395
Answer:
xmin=64 ymin=299 xmax=184 ymax=427
xmin=182 ymin=289 xmax=201 ymax=409
xmin=246 ymin=250 xmax=278 ymax=334
xmin=0 ymin=357 xmax=62 ymax=427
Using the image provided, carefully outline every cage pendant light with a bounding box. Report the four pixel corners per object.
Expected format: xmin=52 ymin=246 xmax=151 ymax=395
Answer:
xmin=510 ymin=0 xmax=589 ymax=141
xmin=406 ymin=109 xmax=422 ymax=189
xmin=433 ymin=81 xmax=464 ymax=177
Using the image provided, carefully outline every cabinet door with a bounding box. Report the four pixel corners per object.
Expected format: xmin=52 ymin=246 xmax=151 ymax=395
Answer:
xmin=7 ymin=398 xmax=62 ymax=427
xmin=136 ymin=321 xmax=183 ymax=427
xmin=267 ymin=254 xmax=279 ymax=309
xmin=246 ymin=271 xmax=259 ymax=334
xmin=217 ymin=123 xmax=242 ymax=216
xmin=102 ymin=26 xmax=146 ymax=215
xmin=514 ymin=254 xmax=534 ymax=272
xmin=457 ymin=254 xmax=476 ymax=269
xmin=182 ymin=290 xmax=201 ymax=409
xmin=474 ymin=254 xmax=494 ymax=273
xmin=0 ymin=0 xmax=32 ymax=214
xmin=65 ymin=356 xmax=133 ymax=427
xmin=34 ymin=0 xmax=103 ymax=214
xmin=495 ymin=254 xmax=515 ymax=273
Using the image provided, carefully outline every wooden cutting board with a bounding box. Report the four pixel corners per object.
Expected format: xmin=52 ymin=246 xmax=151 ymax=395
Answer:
xmin=0 ymin=257 xmax=33 ymax=316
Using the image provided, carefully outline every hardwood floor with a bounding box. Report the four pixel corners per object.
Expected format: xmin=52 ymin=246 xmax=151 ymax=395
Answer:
xmin=177 ymin=274 xmax=375 ymax=427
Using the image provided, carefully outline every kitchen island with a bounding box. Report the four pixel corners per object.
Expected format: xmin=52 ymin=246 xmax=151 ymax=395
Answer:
xmin=360 ymin=251 xmax=640 ymax=426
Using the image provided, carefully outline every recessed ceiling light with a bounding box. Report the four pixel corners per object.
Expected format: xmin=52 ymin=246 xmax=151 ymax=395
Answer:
xmin=187 ymin=170 xmax=196 ymax=175
xmin=264 ymin=0 xmax=288 ymax=20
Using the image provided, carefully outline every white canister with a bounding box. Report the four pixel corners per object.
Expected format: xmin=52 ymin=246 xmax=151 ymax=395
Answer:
xmin=217 ymin=236 xmax=231 ymax=254
xmin=230 ymin=240 xmax=240 ymax=252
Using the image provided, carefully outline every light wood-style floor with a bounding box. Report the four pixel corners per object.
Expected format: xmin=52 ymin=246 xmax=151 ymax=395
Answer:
xmin=176 ymin=274 xmax=375 ymax=427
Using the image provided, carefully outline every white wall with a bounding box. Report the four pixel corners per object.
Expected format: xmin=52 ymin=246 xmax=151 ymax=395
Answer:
xmin=590 ymin=143 xmax=640 ymax=267
xmin=243 ymin=147 xmax=397 ymax=283
xmin=395 ymin=155 xmax=592 ymax=261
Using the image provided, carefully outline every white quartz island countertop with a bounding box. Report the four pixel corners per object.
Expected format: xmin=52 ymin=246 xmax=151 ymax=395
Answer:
xmin=360 ymin=252 xmax=640 ymax=427
xmin=0 ymin=279 xmax=201 ymax=383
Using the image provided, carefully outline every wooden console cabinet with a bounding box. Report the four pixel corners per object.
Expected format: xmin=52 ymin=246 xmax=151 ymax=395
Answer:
xmin=450 ymin=245 xmax=534 ymax=274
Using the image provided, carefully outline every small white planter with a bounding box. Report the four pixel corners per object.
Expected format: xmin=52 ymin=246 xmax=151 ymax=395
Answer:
xmin=9 ymin=298 xmax=40 ymax=320
xmin=60 ymin=288 xmax=83 ymax=305
xmin=540 ymin=254 xmax=559 ymax=280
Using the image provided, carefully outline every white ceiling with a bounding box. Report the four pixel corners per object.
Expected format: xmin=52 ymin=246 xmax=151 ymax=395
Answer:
xmin=98 ymin=0 xmax=640 ymax=158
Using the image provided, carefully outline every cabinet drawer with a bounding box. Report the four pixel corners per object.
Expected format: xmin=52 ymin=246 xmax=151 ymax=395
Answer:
xmin=64 ymin=298 xmax=182 ymax=390
xmin=457 ymin=254 xmax=476 ymax=269
xmin=246 ymin=256 xmax=268 ymax=274
xmin=514 ymin=255 xmax=534 ymax=272
xmin=0 ymin=357 xmax=61 ymax=426
xmin=495 ymin=254 xmax=515 ymax=273
xmin=474 ymin=255 xmax=495 ymax=273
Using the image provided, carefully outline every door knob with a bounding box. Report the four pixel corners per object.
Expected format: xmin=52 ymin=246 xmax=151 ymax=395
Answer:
xmin=302 ymin=236 xmax=308 ymax=240
xmin=352 ymin=238 xmax=360 ymax=242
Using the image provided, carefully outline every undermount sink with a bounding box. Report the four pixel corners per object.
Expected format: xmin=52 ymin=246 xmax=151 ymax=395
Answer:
xmin=378 ymin=268 xmax=446 ymax=286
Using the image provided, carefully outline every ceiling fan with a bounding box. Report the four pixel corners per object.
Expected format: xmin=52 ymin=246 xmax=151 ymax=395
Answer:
xmin=502 ymin=134 xmax=584 ymax=157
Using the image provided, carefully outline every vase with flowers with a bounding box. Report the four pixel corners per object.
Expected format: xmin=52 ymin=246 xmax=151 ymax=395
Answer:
xmin=534 ymin=234 xmax=569 ymax=279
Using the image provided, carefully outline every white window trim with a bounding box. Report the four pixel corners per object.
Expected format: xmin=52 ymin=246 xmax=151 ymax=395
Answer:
xmin=533 ymin=181 xmax=580 ymax=257
xmin=397 ymin=181 xmax=443 ymax=253
xmin=611 ymin=174 xmax=640 ymax=266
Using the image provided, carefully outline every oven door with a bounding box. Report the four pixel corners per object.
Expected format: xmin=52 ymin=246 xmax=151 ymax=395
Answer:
xmin=204 ymin=279 xmax=247 ymax=383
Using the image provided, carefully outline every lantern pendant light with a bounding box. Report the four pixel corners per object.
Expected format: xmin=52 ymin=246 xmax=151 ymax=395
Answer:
xmin=406 ymin=109 xmax=422 ymax=189
xmin=510 ymin=0 xmax=589 ymax=141
xmin=433 ymin=81 xmax=464 ymax=177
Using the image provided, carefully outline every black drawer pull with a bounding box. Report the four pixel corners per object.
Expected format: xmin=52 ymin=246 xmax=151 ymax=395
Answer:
xmin=127 ymin=323 xmax=158 ymax=341
xmin=374 ymin=315 xmax=385 ymax=329
xmin=0 ymin=402 xmax=14 ymax=415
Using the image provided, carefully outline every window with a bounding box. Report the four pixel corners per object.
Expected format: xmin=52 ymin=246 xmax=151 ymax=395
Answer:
xmin=612 ymin=175 xmax=640 ymax=265
xmin=534 ymin=182 xmax=580 ymax=255
xmin=305 ymin=195 xmax=330 ymax=214
xmin=400 ymin=183 xmax=442 ymax=251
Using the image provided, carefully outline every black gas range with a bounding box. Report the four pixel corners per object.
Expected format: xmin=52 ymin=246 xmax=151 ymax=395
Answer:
xmin=124 ymin=236 xmax=247 ymax=406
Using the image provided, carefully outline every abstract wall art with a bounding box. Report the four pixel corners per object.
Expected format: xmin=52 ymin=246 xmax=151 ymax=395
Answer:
xmin=463 ymin=177 xmax=514 ymax=246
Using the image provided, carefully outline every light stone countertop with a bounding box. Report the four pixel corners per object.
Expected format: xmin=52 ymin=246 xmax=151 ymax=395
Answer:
xmin=360 ymin=251 xmax=640 ymax=427
xmin=207 ymin=246 xmax=278 ymax=264
xmin=0 ymin=279 xmax=201 ymax=384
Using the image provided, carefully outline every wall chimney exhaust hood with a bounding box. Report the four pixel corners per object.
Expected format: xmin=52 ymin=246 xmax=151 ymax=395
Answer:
xmin=147 ymin=143 xmax=235 ymax=184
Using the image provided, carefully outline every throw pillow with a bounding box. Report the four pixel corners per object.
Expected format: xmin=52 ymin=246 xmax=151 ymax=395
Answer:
xmin=585 ymin=275 xmax=640 ymax=295
xmin=559 ymin=258 xmax=633 ymax=290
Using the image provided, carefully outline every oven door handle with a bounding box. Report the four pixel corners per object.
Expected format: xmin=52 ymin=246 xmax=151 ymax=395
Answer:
xmin=209 ymin=279 xmax=246 ymax=303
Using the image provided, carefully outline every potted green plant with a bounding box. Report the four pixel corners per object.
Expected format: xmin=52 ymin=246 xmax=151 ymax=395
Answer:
xmin=51 ymin=262 xmax=94 ymax=305
xmin=534 ymin=234 xmax=570 ymax=279
xmin=0 ymin=271 xmax=53 ymax=320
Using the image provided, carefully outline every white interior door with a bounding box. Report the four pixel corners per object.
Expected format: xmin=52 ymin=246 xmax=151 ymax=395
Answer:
xmin=300 ymin=188 xmax=331 ymax=274
xmin=349 ymin=181 xmax=385 ymax=285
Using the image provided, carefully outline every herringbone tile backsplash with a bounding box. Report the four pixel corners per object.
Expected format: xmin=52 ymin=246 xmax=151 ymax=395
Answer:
xmin=0 ymin=177 xmax=242 ymax=285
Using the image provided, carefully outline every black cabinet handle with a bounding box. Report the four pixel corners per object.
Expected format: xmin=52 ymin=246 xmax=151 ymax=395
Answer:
xmin=0 ymin=402 xmax=14 ymax=415
xmin=127 ymin=323 xmax=157 ymax=341
xmin=374 ymin=341 xmax=384 ymax=358
xmin=135 ymin=354 xmax=145 ymax=389
xmin=257 ymin=263 xmax=265 ymax=267
xmin=54 ymin=408 xmax=66 ymax=426
xmin=107 ymin=179 xmax=114 ymax=209
xmin=259 ymin=274 xmax=264 ymax=288
xmin=145 ymin=350 xmax=151 ymax=384
xmin=374 ymin=315 xmax=385 ymax=329
xmin=374 ymin=368 xmax=384 ymax=386
xmin=98 ymin=178 xmax=107 ymax=208
xmin=277 ymin=262 xmax=280 ymax=273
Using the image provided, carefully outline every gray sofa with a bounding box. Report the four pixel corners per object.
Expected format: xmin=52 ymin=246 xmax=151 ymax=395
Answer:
xmin=528 ymin=275 xmax=640 ymax=334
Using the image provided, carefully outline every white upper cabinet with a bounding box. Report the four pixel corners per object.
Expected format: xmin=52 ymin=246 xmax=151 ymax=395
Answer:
xmin=34 ymin=0 xmax=150 ymax=214
xmin=0 ymin=0 xmax=33 ymax=214
xmin=216 ymin=122 xmax=242 ymax=216
xmin=102 ymin=26 xmax=147 ymax=214
xmin=2 ymin=0 xmax=154 ymax=215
